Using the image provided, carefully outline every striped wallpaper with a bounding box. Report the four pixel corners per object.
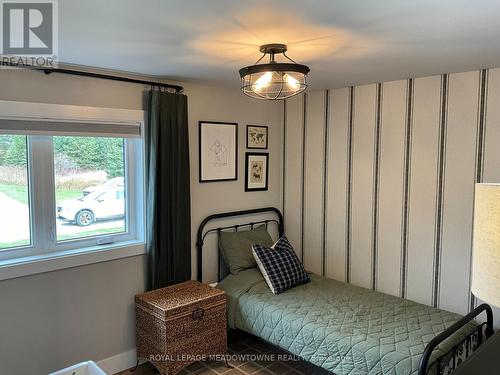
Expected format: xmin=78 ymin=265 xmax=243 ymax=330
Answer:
xmin=282 ymin=68 xmax=500 ymax=324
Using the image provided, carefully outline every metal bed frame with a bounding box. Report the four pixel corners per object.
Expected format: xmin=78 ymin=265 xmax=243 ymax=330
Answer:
xmin=196 ymin=207 xmax=494 ymax=375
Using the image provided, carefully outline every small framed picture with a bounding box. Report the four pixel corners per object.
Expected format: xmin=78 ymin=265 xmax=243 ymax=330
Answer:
xmin=246 ymin=125 xmax=268 ymax=149
xmin=199 ymin=121 xmax=238 ymax=182
xmin=245 ymin=152 xmax=269 ymax=191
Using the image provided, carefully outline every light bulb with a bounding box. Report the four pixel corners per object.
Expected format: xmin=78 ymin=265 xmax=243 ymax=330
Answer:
xmin=284 ymin=73 xmax=300 ymax=90
xmin=253 ymin=72 xmax=273 ymax=92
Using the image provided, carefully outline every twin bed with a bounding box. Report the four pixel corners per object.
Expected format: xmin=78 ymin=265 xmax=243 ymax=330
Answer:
xmin=196 ymin=207 xmax=494 ymax=375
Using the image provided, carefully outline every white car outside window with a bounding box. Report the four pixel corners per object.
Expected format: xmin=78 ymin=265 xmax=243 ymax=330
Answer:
xmin=57 ymin=186 xmax=125 ymax=226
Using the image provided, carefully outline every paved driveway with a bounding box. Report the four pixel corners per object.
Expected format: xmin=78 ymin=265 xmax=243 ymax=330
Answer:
xmin=0 ymin=192 xmax=30 ymax=243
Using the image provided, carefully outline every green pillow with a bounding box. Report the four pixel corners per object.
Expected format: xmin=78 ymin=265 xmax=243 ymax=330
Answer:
xmin=219 ymin=225 xmax=274 ymax=274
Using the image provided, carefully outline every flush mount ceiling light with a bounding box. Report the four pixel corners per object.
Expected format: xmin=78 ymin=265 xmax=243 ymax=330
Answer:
xmin=239 ymin=43 xmax=310 ymax=100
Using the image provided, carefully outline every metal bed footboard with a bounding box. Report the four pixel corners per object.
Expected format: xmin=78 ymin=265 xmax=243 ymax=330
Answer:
xmin=418 ymin=303 xmax=494 ymax=375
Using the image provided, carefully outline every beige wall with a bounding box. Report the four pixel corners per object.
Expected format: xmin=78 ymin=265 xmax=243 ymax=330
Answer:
xmin=0 ymin=69 xmax=282 ymax=374
xmin=283 ymin=68 xmax=500 ymax=329
xmin=186 ymin=83 xmax=283 ymax=283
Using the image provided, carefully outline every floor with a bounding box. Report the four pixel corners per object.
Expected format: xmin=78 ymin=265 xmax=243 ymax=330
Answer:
xmin=117 ymin=331 xmax=331 ymax=375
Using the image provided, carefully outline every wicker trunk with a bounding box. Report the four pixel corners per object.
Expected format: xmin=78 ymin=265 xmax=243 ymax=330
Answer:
xmin=135 ymin=281 xmax=227 ymax=375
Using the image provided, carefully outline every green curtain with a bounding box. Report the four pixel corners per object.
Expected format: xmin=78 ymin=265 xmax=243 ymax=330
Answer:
xmin=146 ymin=90 xmax=191 ymax=290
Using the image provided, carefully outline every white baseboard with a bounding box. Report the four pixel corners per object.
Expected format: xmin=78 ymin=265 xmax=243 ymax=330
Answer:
xmin=97 ymin=348 xmax=145 ymax=375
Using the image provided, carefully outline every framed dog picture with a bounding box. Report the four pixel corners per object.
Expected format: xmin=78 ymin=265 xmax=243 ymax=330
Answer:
xmin=199 ymin=121 xmax=238 ymax=182
xmin=245 ymin=152 xmax=269 ymax=191
xmin=246 ymin=125 xmax=268 ymax=149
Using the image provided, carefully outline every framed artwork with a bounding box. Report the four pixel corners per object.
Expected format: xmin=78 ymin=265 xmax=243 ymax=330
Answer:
xmin=199 ymin=121 xmax=238 ymax=182
xmin=245 ymin=152 xmax=269 ymax=191
xmin=246 ymin=125 xmax=268 ymax=149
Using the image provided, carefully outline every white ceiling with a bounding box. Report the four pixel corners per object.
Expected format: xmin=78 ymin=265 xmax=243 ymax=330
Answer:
xmin=58 ymin=0 xmax=500 ymax=89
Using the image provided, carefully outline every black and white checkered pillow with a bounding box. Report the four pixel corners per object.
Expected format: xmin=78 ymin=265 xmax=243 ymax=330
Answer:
xmin=252 ymin=236 xmax=310 ymax=294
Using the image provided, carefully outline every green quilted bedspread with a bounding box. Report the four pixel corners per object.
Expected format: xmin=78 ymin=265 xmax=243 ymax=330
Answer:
xmin=217 ymin=268 xmax=476 ymax=375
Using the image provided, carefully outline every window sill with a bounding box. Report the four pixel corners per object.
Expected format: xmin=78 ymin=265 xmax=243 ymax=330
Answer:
xmin=0 ymin=241 xmax=146 ymax=281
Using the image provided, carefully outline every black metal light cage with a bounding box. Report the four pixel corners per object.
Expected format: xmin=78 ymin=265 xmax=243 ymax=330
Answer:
xmin=239 ymin=44 xmax=310 ymax=100
xmin=239 ymin=63 xmax=309 ymax=100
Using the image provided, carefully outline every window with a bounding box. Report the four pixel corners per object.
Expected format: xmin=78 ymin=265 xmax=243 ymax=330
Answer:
xmin=54 ymin=136 xmax=126 ymax=241
xmin=0 ymin=103 xmax=145 ymax=268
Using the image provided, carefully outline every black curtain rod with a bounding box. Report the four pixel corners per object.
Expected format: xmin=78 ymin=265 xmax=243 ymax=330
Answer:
xmin=0 ymin=61 xmax=184 ymax=93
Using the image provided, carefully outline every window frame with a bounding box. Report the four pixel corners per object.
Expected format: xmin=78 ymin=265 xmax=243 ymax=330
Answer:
xmin=0 ymin=100 xmax=146 ymax=280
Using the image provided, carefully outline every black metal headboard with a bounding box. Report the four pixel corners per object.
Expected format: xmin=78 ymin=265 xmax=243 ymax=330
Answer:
xmin=196 ymin=207 xmax=284 ymax=282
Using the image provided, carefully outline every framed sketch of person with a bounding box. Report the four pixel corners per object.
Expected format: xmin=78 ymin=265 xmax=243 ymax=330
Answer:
xmin=199 ymin=121 xmax=238 ymax=182
xmin=245 ymin=152 xmax=269 ymax=191
xmin=246 ymin=125 xmax=268 ymax=149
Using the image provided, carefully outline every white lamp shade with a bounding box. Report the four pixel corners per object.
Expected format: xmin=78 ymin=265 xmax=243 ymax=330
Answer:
xmin=471 ymin=183 xmax=500 ymax=308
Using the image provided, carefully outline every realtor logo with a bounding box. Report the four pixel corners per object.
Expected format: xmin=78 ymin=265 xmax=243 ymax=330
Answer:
xmin=1 ymin=0 xmax=58 ymax=67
